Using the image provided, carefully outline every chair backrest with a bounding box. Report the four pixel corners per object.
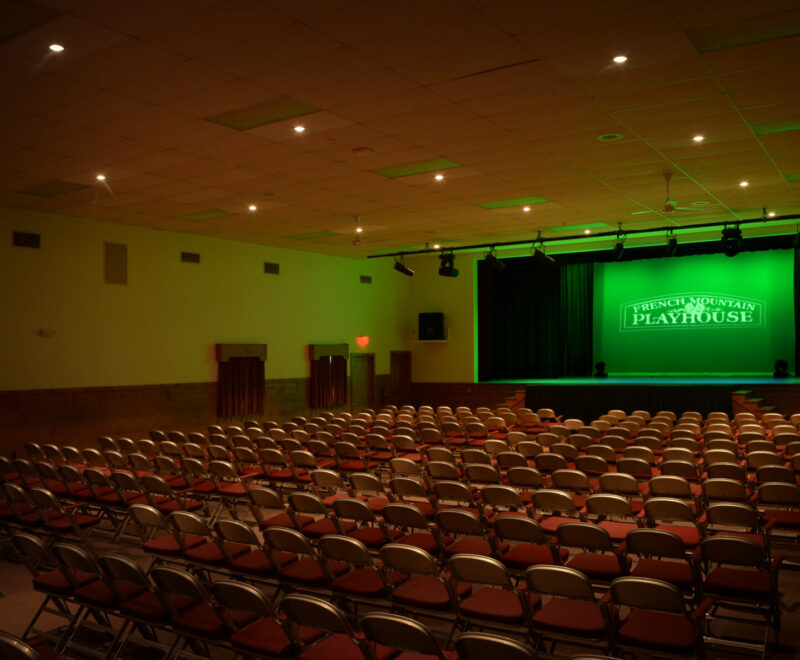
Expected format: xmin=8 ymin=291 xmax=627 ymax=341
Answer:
xmin=524 ymin=564 xmax=594 ymax=599
xmin=0 ymin=632 xmax=46 ymax=660
xmin=447 ymin=554 xmax=513 ymax=588
xmin=280 ymin=593 xmax=353 ymax=634
xmin=455 ymin=632 xmax=538 ymax=660
xmin=379 ymin=543 xmax=439 ymax=576
xmin=360 ymin=613 xmax=446 ymax=658
xmin=610 ymin=576 xmax=686 ymax=613
xmin=623 ymin=528 xmax=686 ymax=559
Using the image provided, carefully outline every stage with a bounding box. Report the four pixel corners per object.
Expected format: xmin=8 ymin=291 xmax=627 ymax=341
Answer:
xmin=492 ymin=376 xmax=800 ymax=421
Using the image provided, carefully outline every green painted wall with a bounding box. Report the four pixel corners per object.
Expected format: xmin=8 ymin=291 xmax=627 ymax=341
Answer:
xmin=406 ymin=252 xmax=478 ymax=383
xmin=0 ymin=208 xmax=411 ymax=390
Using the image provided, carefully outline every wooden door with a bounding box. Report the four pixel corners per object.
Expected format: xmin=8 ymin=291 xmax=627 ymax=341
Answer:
xmin=389 ymin=350 xmax=412 ymax=407
xmin=350 ymin=353 xmax=375 ymax=413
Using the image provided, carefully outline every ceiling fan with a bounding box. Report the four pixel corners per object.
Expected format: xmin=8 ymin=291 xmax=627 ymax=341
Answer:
xmin=631 ymin=171 xmax=705 ymax=215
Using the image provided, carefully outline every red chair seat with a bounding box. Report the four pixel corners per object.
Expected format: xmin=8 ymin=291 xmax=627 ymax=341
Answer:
xmin=598 ymin=521 xmax=639 ymax=542
xmin=705 ymin=566 xmax=771 ymax=596
xmin=74 ymin=580 xmax=145 ymax=606
xmin=172 ymin=602 xmax=256 ymax=639
xmin=444 ymin=538 xmax=508 ymax=556
xmin=501 ymin=543 xmax=566 ymax=569
xmin=33 ymin=569 xmax=95 ymax=595
xmin=631 ymin=559 xmax=694 ymax=588
xmin=331 ymin=568 xmax=390 ymax=597
xmin=566 ymin=552 xmax=628 ymax=579
xmin=142 ymin=532 xmax=204 ymax=556
xmin=300 ymin=633 xmax=395 ymax=660
xmin=229 ymin=550 xmax=273 ymax=576
xmin=349 ymin=526 xmax=402 ymax=548
xmin=655 ymin=524 xmax=702 ymax=547
xmin=761 ymin=509 xmax=800 ymax=527
xmin=217 ymin=482 xmax=247 ymax=496
xmin=538 ymin=516 xmax=579 ymax=534
xmin=231 ymin=618 xmax=321 ymax=656
xmin=152 ymin=497 xmax=204 ymax=513
xmin=367 ymin=496 xmax=390 ymax=513
xmin=396 ymin=532 xmax=449 ymax=554
xmin=392 ymin=575 xmax=470 ymax=610
xmin=279 ymin=558 xmax=345 ymax=586
xmin=459 ymin=588 xmax=539 ymax=624
xmin=302 ymin=518 xmax=355 ymax=537
xmin=258 ymin=512 xmax=313 ymax=529
xmin=533 ymin=598 xmax=609 ymax=635
xmin=339 ymin=460 xmax=378 ymax=471
xmin=266 ymin=468 xmax=295 ymax=481
xmin=617 ymin=608 xmax=695 ymax=652
xmin=45 ymin=514 xmax=101 ymax=531
xmin=121 ymin=592 xmax=195 ymax=623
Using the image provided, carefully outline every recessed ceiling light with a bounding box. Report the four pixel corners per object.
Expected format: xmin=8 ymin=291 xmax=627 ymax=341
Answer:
xmin=584 ymin=229 xmax=591 ymax=234
xmin=95 ymin=174 xmax=106 ymax=181
xmin=432 ymin=244 xmax=441 ymax=249
xmin=248 ymin=204 xmax=257 ymax=211
xmin=355 ymin=226 xmax=363 ymax=233
xmin=49 ymin=44 xmax=64 ymax=53
xmin=293 ymin=125 xmax=305 ymax=133
xmin=768 ymin=211 xmax=776 ymax=217
xmin=613 ymin=55 xmax=627 ymax=64
xmin=739 ymin=180 xmax=749 ymax=187
xmin=693 ymin=135 xmax=704 ymax=142
xmin=434 ymin=174 xmax=444 ymax=181
xmin=523 ymin=206 xmax=531 ymax=212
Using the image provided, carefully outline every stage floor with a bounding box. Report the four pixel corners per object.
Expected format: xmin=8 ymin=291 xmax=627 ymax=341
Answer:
xmin=488 ymin=377 xmax=800 ymax=386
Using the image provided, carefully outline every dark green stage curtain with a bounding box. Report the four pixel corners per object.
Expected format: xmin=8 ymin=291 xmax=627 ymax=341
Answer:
xmin=478 ymin=257 xmax=593 ymax=380
xmin=795 ymin=246 xmax=800 ymax=376
xmin=560 ymin=262 xmax=594 ymax=377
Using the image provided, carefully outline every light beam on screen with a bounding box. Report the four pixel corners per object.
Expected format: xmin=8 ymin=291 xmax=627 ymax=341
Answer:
xmin=592 ymin=250 xmax=794 ymax=376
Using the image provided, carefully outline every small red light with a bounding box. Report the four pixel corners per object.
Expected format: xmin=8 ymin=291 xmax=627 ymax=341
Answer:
xmin=356 ymin=336 xmax=370 ymax=348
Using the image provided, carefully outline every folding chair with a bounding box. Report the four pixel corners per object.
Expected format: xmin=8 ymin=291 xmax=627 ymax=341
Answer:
xmin=643 ymin=497 xmax=704 ymax=550
xmin=213 ymin=518 xmax=275 ymax=579
xmin=530 ymin=489 xmax=584 ymax=536
xmin=333 ymin=497 xmax=400 ymax=548
xmin=382 ymin=503 xmax=448 ymax=555
xmin=208 ymin=579 xmax=319 ymax=659
xmin=288 ymin=491 xmax=355 ymax=538
xmin=493 ymin=516 xmax=567 ymax=574
xmin=318 ymin=535 xmax=397 ymax=607
xmin=11 ymin=533 xmax=87 ymax=651
xmin=454 ymin=632 xmax=537 ymax=660
xmin=262 ymin=527 xmax=342 ymax=592
xmin=609 ymin=576 xmax=710 ymax=658
xmin=280 ymin=593 xmax=387 ymax=660
xmin=557 ymin=522 xmax=630 ymax=586
xmin=361 ymin=612 xmax=457 ymax=659
xmin=447 ymin=554 xmax=538 ymax=640
xmin=435 ymin=510 xmax=507 ymax=557
xmin=623 ymin=528 xmax=696 ymax=598
xmin=525 ymin=565 xmax=613 ymax=657
xmin=697 ymin=536 xmax=783 ymax=645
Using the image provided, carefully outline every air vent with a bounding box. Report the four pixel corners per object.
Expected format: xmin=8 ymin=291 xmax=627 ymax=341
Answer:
xmin=264 ymin=262 xmax=280 ymax=275
xmin=181 ymin=251 xmax=200 ymax=264
xmin=360 ymin=275 xmax=372 ymax=284
xmin=13 ymin=231 xmax=40 ymax=248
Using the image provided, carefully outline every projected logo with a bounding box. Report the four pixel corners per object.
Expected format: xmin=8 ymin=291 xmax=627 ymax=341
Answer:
xmin=621 ymin=294 xmax=765 ymax=331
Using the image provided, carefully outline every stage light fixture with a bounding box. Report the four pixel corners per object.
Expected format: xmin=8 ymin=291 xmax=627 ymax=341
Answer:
xmin=438 ymin=251 xmax=459 ymax=277
xmin=531 ymin=233 xmax=556 ymax=266
xmin=393 ymin=256 xmax=414 ymax=276
xmin=666 ymin=230 xmax=678 ymax=257
xmin=484 ymin=248 xmax=505 ymax=271
xmin=721 ymin=224 xmax=743 ymax=257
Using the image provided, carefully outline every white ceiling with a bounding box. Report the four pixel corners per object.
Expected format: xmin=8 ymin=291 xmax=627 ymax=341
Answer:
xmin=2 ymin=0 xmax=799 ymax=257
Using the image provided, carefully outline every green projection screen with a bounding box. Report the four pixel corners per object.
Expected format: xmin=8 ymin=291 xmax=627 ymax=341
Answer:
xmin=593 ymin=250 xmax=795 ymax=376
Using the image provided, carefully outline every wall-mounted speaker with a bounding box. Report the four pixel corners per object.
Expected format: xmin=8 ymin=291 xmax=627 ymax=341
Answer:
xmin=419 ymin=312 xmax=445 ymax=340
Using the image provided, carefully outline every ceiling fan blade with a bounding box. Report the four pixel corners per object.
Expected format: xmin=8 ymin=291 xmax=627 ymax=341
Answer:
xmin=675 ymin=207 xmax=703 ymax=211
xmin=630 ymin=210 xmax=657 ymax=215
xmin=666 ymin=200 xmax=678 ymax=206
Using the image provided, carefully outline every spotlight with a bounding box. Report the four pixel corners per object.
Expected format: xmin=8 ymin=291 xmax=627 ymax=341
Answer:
xmin=532 ymin=233 xmax=556 ymax=266
xmin=484 ymin=248 xmax=505 ymax=271
xmin=666 ymin=231 xmax=678 ymax=257
xmin=393 ymin=256 xmax=414 ymax=276
xmin=438 ymin=252 xmax=459 ymax=278
xmin=721 ymin=224 xmax=742 ymax=257
xmin=612 ymin=224 xmax=625 ymax=261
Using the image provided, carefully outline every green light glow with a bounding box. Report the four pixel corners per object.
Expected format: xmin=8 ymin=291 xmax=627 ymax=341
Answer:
xmin=594 ymin=251 xmax=794 ymax=375
xmin=477 ymin=195 xmax=548 ymax=209
xmin=372 ymin=158 xmax=460 ymax=178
